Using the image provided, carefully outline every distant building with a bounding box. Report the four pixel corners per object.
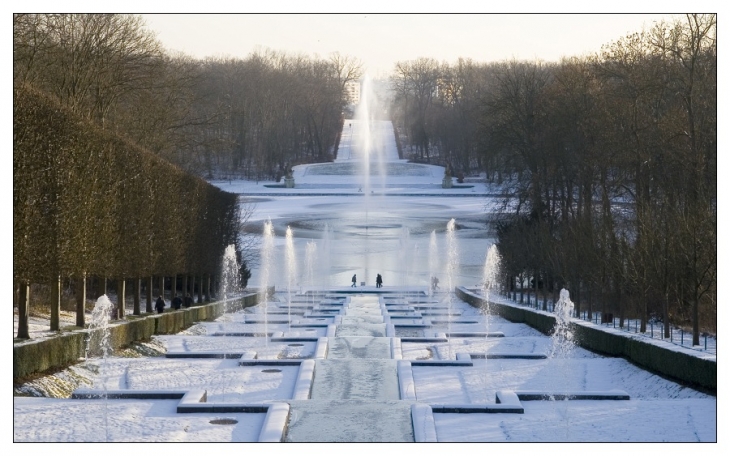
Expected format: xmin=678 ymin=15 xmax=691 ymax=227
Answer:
xmin=345 ymin=80 xmax=361 ymax=105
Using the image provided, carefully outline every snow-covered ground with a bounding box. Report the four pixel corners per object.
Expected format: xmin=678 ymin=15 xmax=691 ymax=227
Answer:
xmin=13 ymin=118 xmax=718 ymax=445
xmin=13 ymin=292 xmax=717 ymax=443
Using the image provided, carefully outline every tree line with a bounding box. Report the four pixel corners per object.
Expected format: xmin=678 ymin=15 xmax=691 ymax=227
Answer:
xmin=390 ymin=14 xmax=716 ymax=343
xmin=13 ymin=14 xmax=362 ymax=181
xmin=14 ymin=83 xmax=240 ymax=338
xmin=13 ymin=13 xmax=362 ymax=338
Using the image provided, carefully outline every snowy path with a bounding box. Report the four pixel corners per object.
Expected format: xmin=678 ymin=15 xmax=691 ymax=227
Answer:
xmin=285 ymin=399 xmax=414 ymax=442
xmin=285 ymin=295 xmax=412 ymax=442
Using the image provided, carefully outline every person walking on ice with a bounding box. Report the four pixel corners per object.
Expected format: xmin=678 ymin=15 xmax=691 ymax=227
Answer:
xmin=376 ymin=273 xmax=383 ymax=288
xmin=351 ymin=274 xmax=357 ymax=287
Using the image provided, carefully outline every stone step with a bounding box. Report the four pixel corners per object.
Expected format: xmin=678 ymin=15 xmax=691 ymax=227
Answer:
xmin=285 ymin=399 xmax=415 ymax=442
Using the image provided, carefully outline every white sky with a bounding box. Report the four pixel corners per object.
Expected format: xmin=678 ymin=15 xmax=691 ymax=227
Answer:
xmin=141 ymin=13 xmax=681 ymax=76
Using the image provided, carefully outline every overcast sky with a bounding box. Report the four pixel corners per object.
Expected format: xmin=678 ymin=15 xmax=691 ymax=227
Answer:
xmin=141 ymin=13 xmax=682 ymax=77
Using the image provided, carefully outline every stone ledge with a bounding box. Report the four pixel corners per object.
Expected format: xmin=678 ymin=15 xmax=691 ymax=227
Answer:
xmin=515 ymin=390 xmax=630 ymax=401
xmin=411 ymin=403 xmax=437 ymax=442
xmin=456 ymin=286 xmax=716 ymax=393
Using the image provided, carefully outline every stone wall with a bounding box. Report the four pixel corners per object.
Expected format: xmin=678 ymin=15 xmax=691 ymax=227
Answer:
xmin=14 ymin=293 xmax=259 ymax=380
xmin=456 ymin=287 xmax=716 ymax=394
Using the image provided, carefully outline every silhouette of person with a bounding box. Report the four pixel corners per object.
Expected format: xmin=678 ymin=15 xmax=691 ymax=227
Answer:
xmin=431 ymin=276 xmax=440 ymax=291
xmin=172 ymin=294 xmax=182 ymax=310
xmin=351 ymin=274 xmax=357 ymax=287
xmin=376 ymin=274 xmax=383 ymax=288
xmin=155 ymin=296 xmax=165 ymax=314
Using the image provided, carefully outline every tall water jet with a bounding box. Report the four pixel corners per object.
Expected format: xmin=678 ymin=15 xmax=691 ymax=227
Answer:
xmin=481 ymin=244 xmax=501 ymax=402
xmin=285 ymin=226 xmax=298 ymax=331
xmin=259 ymin=219 xmax=275 ymax=346
xmin=321 ymin=223 xmax=332 ymax=291
xmin=86 ymin=294 xmax=115 ymax=442
xmin=446 ymin=219 xmax=459 ymax=359
xmin=399 ymin=226 xmax=411 ymax=289
xmin=411 ymin=243 xmax=419 ymax=291
xmin=429 ymin=230 xmax=439 ymax=297
xmin=549 ymin=288 xmax=576 ymax=438
xmin=482 ymin=245 xmax=501 ymax=302
xmin=220 ymin=244 xmax=240 ymax=305
xmin=305 ymin=240 xmax=317 ymax=307
xmin=550 ymin=288 xmax=576 ymax=359
xmin=357 ymin=74 xmax=372 ymax=192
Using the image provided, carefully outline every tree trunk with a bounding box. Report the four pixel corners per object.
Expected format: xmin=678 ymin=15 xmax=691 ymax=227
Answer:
xmin=76 ymin=274 xmax=86 ymax=327
xmin=664 ymin=291 xmax=671 ymax=338
xmin=519 ymin=274 xmax=524 ymax=303
xmin=51 ymin=275 xmax=61 ymax=331
xmin=206 ymin=274 xmax=212 ymax=302
xmin=182 ymin=275 xmax=188 ymax=300
xmin=640 ymin=285 xmax=647 ymax=333
xmin=198 ymin=274 xmax=204 ymax=304
xmin=146 ymin=276 xmax=153 ymax=313
xmin=117 ymin=278 xmax=126 ymax=320
xmin=171 ymin=274 xmax=177 ymax=300
xmin=693 ymin=291 xmax=700 ymax=346
xmin=157 ymin=276 xmax=164 ymax=299
xmin=133 ymin=278 xmax=141 ymax=316
xmin=17 ymin=282 xmax=30 ymax=339
xmin=587 ymin=285 xmax=593 ymax=322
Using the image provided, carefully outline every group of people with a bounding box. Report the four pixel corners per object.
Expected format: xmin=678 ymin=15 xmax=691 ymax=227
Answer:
xmin=350 ymin=273 xmax=384 ymax=288
xmin=348 ymin=273 xmax=440 ymax=289
xmin=154 ymin=293 xmax=194 ymax=314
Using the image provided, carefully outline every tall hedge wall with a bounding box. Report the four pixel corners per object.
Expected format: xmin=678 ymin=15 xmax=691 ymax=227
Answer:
xmin=13 ymin=85 xmax=240 ymax=285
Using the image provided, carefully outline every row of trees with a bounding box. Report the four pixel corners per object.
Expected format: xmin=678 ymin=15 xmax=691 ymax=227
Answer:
xmin=13 ymin=14 xmax=363 ymax=181
xmin=13 ymin=14 xmax=363 ymax=338
xmin=189 ymin=51 xmax=362 ymax=180
xmin=14 ymin=84 xmax=241 ymax=337
xmin=390 ymin=15 xmax=716 ymax=342
xmin=390 ymin=57 xmax=484 ymax=172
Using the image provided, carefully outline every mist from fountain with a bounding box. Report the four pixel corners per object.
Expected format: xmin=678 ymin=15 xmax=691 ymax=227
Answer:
xmin=399 ymin=226 xmax=411 ymax=290
xmin=86 ymin=294 xmax=115 ymax=442
xmin=260 ymin=219 xmax=275 ymax=347
xmin=411 ymin=243 xmax=419 ymax=291
xmin=220 ymin=244 xmax=240 ymax=303
xmin=305 ymin=240 xmax=317 ymax=308
xmin=446 ymin=218 xmax=458 ymax=359
xmin=285 ymin=226 xmax=298 ymax=331
xmin=549 ymin=288 xmax=576 ymax=437
xmin=429 ymin=230 xmax=439 ymax=297
xmin=321 ymin=223 xmax=332 ymax=291
xmin=353 ymin=75 xmax=373 ymax=287
xmin=481 ymin=244 xmax=501 ymax=402
xmin=550 ymin=288 xmax=576 ymax=359
xmin=481 ymin=244 xmax=502 ymax=318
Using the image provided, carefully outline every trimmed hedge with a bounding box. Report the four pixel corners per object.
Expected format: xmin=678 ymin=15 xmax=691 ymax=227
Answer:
xmin=456 ymin=287 xmax=716 ymax=393
xmin=14 ymin=294 xmax=258 ymax=379
xmin=14 ymin=84 xmax=239 ymax=284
